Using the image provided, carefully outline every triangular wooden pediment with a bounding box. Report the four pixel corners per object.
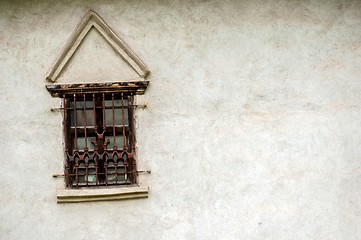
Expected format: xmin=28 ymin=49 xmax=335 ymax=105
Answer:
xmin=46 ymin=10 xmax=150 ymax=82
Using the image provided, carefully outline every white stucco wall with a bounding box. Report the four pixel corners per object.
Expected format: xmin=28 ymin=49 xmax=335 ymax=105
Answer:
xmin=1 ymin=0 xmax=361 ymax=239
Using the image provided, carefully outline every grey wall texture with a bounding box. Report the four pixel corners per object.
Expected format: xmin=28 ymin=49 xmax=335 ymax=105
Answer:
xmin=0 ymin=0 xmax=361 ymax=239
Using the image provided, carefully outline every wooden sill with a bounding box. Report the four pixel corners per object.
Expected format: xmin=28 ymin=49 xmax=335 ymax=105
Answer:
xmin=57 ymin=186 xmax=148 ymax=203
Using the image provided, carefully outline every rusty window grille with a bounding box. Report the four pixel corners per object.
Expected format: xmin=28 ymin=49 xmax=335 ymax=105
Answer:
xmin=62 ymin=93 xmax=137 ymax=188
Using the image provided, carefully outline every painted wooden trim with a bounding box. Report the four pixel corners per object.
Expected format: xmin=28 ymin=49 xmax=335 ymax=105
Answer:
xmin=46 ymin=10 xmax=150 ymax=82
xmin=46 ymin=80 xmax=149 ymax=97
xmin=57 ymin=186 xmax=149 ymax=203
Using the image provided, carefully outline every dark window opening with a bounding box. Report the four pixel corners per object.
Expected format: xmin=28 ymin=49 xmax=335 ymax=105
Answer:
xmin=62 ymin=93 xmax=137 ymax=188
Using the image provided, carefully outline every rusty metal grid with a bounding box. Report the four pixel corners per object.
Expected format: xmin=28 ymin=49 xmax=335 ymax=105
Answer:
xmin=62 ymin=93 xmax=137 ymax=188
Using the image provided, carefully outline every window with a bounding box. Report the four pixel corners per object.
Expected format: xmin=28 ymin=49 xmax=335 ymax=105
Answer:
xmin=45 ymin=10 xmax=151 ymax=202
xmin=46 ymin=82 xmax=149 ymax=199
xmin=63 ymin=93 xmax=136 ymax=188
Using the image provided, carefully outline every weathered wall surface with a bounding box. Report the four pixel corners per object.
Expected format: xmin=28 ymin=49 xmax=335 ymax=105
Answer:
xmin=1 ymin=0 xmax=361 ymax=239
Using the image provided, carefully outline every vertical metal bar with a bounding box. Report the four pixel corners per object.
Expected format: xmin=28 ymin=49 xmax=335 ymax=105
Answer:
xmin=93 ymin=94 xmax=98 ymax=186
xmin=83 ymin=94 xmax=87 ymax=150
xmin=112 ymin=93 xmax=116 ymax=147
xmin=121 ymin=93 xmax=127 ymax=149
xmin=109 ymin=94 xmax=116 ymax=185
xmin=75 ymin=166 xmax=79 ymax=187
xmin=95 ymin=154 xmax=99 ymax=186
xmin=115 ymin=154 xmax=118 ymax=185
xmin=85 ymin=161 xmax=88 ymax=187
xmin=105 ymin=155 xmax=108 ymax=186
xmin=73 ymin=94 xmax=79 ymax=187
xmin=83 ymin=94 xmax=88 ymax=186
xmin=63 ymin=96 xmax=68 ymax=150
xmin=130 ymin=94 xmax=136 ymax=154
xmin=124 ymin=154 xmax=128 ymax=185
xmin=63 ymin=96 xmax=70 ymax=187
xmin=74 ymin=155 xmax=79 ymax=188
xmin=102 ymin=94 xmax=106 ymax=185
xmin=121 ymin=94 xmax=128 ymax=184
xmin=102 ymin=93 xmax=106 ymax=133
xmin=65 ymin=157 xmax=70 ymax=187
xmin=73 ymin=94 xmax=78 ymax=150
xmin=93 ymin=94 xmax=96 ymax=133
xmin=130 ymin=94 xmax=137 ymax=184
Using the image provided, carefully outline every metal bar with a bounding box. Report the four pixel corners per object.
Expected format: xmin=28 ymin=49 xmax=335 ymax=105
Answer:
xmin=130 ymin=94 xmax=136 ymax=154
xmin=60 ymin=92 xmax=146 ymax=188
xmin=102 ymin=93 xmax=107 ymax=186
xmin=93 ymin=94 xmax=96 ymax=133
xmin=73 ymin=94 xmax=78 ymax=151
xmin=73 ymin=94 xmax=79 ymax=187
xmin=95 ymin=154 xmax=99 ymax=186
xmin=63 ymin=96 xmax=68 ymax=151
xmin=53 ymin=173 xmax=65 ymax=178
xmin=104 ymin=156 xmax=108 ymax=186
xmin=50 ymin=108 xmax=63 ymax=112
xmin=63 ymin=96 xmax=70 ymax=187
xmin=83 ymin=94 xmax=87 ymax=150
xmin=124 ymin=153 xmax=128 ymax=185
xmin=113 ymin=94 xmax=118 ymax=185
xmin=121 ymin=94 xmax=128 ymax=184
xmin=112 ymin=93 xmax=116 ymax=147
xmin=50 ymin=103 xmax=146 ymax=112
xmin=102 ymin=93 xmax=106 ymax=132
xmin=65 ymin=161 xmax=70 ymax=187
xmin=135 ymin=103 xmax=147 ymax=109
xmin=53 ymin=170 xmax=150 ymax=178
xmin=130 ymin=94 xmax=137 ymax=184
xmin=85 ymin=160 xmax=88 ymax=187
xmin=75 ymin=157 xmax=79 ymax=188
xmin=114 ymin=154 xmax=118 ymax=185
xmin=121 ymin=93 xmax=127 ymax=149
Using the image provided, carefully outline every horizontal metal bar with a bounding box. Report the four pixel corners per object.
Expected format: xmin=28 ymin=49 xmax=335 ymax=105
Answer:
xmin=53 ymin=169 xmax=150 ymax=178
xmin=50 ymin=108 xmax=62 ymax=112
xmin=50 ymin=103 xmax=147 ymax=112
xmin=53 ymin=173 xmax=65 ymax=178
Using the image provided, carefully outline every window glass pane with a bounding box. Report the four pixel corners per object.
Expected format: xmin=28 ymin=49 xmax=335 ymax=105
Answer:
xmin=107 ymin=136 xmax=126 ymax=149
xmin=70 ymin=101 xmax=94 ymax=127
xmin=70 ymin=110 xmax=94 ymax=127
xmin=117 ymin=167 xmax=126 ymax=182
xmin=76 ymin=137 xmax=93 ymax=150
xmin=84 ymin=110 xmax=95 ymax=127
xmin=107 ymin=161 xmax=116 ymax=182
xmin=75 ymin=101 xmax=83 ymax=109
xmin=75 ymin=101 xmax=93 ymax=108
xmin=70 ymin=112 xmax=75 ymax=126
xmin=77 ymin=111 xmax=83 ymax=126
xmin=105 ymin=109 xmax=128 ymax=126
xmin=87 ymin=162 xmax=96 ymax=183
xmin=87 ymin=175 xmax=96 ymax=183
xmin=76 ymin=137 xmax=85 ymax=150
xmin=78 ymin=163 xmax=85 ymax=184
xmin=105 ymin=99 xmax=128 ymax=107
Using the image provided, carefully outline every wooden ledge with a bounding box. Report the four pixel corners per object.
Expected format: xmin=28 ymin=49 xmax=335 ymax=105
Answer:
xmin=57 ymin=186 xmax=148 ymax=203
xmin=46 ymin=81 xmax=149 ymax=98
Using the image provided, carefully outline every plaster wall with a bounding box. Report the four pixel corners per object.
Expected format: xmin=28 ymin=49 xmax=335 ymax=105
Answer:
xmin=0 ymin=0 xmax=361 ymax=239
